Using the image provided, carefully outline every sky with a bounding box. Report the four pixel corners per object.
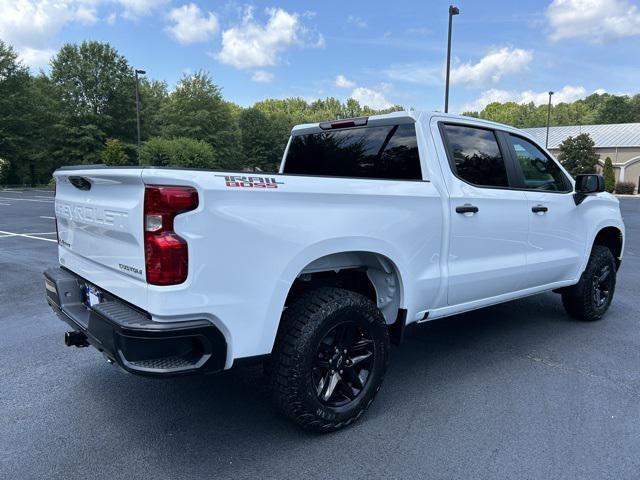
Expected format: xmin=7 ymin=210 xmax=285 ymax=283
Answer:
xmin=1 ymin=0 xmax=640 ymax=113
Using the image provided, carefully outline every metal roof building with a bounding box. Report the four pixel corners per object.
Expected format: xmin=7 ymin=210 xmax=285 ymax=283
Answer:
xmin=523 ymin=123 xmax=640 ymax=192
xmin=523 ymin=123 xmax=640 ymax=149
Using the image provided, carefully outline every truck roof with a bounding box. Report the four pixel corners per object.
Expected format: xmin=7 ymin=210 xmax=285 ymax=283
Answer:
xmin=291 ymin=110 xmax=523 ymax=137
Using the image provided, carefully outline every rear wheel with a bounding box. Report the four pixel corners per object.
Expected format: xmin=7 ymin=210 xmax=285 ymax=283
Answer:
xmin=561 ymin=245 xmax=616 ymax=321
xmin=268 ymin=287 xmax=390 ymax=431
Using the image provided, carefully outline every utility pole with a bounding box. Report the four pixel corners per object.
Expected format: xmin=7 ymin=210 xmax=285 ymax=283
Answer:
xmin=545 ymin=91 xmax=554 ymax=149
xmin=444 ymin=5 xmax=459 ymax=113
xmin=134 ymin=69 xmax=146 ymax=164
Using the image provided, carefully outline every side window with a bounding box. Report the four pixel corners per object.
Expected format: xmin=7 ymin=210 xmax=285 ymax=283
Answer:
xmin=509 ymin=135 xmax=569 ymax=191
xmin=442 ymin=124 xmax=509 ymax=188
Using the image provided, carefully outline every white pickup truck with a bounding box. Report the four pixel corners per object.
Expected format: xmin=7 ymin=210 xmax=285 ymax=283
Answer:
xmin=45 ymin=111 xmax=625 ymax=431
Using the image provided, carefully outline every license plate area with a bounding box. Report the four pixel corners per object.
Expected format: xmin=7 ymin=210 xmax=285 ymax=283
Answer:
xmin=83 ymin=284 xmax=103 ymax=309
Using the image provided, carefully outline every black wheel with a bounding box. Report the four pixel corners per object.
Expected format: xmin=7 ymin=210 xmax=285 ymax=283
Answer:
xmin=268 ymin=287 xmax=390 ymax=431
xmin=561 ymin=245 xmax=616 ymax=321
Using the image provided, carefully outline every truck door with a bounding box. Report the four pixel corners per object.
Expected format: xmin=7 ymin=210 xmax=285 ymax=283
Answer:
xmin=503 ymin=134 xmax=588 ymax=287
xmin=436 ymin=122 xmax=530 ymax=306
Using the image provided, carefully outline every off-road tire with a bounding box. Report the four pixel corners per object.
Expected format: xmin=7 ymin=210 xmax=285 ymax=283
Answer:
xmin=561 ymin=245 xmax=616 ymax=321
xmin=268 ymin=287 xmax=390 ymax=432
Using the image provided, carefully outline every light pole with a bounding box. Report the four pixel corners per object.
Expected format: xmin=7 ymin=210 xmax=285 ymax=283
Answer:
xmin=134 ymin=69 xmax=146 ymax=164
xmin=444 ymin=5 xmax=459 ymax=113
xmin=545 ymin=91 xmax=554 ymax=149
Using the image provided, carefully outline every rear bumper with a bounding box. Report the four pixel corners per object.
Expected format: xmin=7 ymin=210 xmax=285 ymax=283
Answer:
xmin=44 ymin=267 xmax=227 ymax=377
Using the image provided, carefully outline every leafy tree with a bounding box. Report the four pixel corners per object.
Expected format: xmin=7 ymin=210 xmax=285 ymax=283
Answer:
xmin=596 ymin=95 xmax=634 ymax=124
xmin=238 ymin=107 xmax=289 ymax=171
xmin=101 ymin=139 xmax=131 ymax=166
xmin=139 ymin=79 xmax=168 ymax=140
xmin=50 ymin=41 xmax=136 ymax=143
xmin=603 ymin=157 xmax=615 ymax=193
xmin=161 ymin=71 xmax=241 ymax=169
xmin=557 ymin=133 xmax=599 ymax=176
xmin=140 ymin=137 xmax=216 ymax=169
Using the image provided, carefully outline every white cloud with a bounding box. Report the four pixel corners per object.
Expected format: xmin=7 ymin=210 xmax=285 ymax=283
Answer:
xmin=166 ymin=3 xmax=219 ymax=44
xmin=347 ymin=15 xmax=367 ymax=28
xmin=117 ymin=0 xmax=169 ymax=19
xmin=450 ymin=47 xmax=533 ymax=87
xmin=17 ymin=46 xmax=56 ymax=69
xmin=547 ymin=0 xmax=640 ymax=43
xmin=335 ymin=74 xmax=355 ymax=88
xmin=383 ymin=63 xmax=441 ymax=85
xmin=0 ymin=0 xmax=98 ymax=52
xmin=461 ymin=85 xmax=588 ymax=112
xmin=251 ymin=70 xmax=274 ymax=83
xmin=106 ymin=12 xmax=117 ymax=25
xmin=218 ymin=7 xmax=323 ymax=69
xmin=350 ymin=86 xmax=393 ymax=109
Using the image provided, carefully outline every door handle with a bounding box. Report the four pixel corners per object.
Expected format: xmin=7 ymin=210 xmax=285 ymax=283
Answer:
xmin=455 ymin=204 xmax=479 ymax=214
xmin=531 ymin=205 xmax=548 ymax=213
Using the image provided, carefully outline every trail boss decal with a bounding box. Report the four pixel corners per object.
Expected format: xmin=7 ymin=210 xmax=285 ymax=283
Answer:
xmin=216 ymin=175 xmax=284 ymax=189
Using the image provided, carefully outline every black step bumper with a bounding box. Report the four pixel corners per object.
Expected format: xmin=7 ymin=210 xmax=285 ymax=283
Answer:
xmin=44 ymin=267 xmax=227 ymax=377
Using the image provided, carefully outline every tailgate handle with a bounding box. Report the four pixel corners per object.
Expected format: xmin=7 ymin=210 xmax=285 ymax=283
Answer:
xmin=69 ymin=176 xmax=92 ymax=191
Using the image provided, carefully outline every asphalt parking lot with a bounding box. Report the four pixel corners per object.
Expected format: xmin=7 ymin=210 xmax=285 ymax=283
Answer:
xmin=0 ymin=189 xmax=639 ymax=479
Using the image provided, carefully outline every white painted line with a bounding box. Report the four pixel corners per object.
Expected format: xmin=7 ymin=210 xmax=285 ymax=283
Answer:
xmin=35 ymin=195 xmax=55 ymax=199
xmin=0 ymin=196 xmax=53 ymax=203
xmin=0 ymin=189 xmax=23 ymax=193
xmin=0 ymin=230 xmax=58 ymax=243
xmin=24 ymin=232 xmax=56 ymax=235
xmin=40 ymin=216 xmax=56 ymax=219
xmin=0 ymin=202 xmax=11 ymax=206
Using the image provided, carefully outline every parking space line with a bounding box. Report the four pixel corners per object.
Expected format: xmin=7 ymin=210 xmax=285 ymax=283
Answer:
xmin=0 ymin=196 xmax=53 ymax=203
xmin=0 ymin=230 xmax=58 ymax=243
xmin=40 ymin=216 xmax=56 ymax=219
xmin=0 ymin=202 xmax=11 ymax=205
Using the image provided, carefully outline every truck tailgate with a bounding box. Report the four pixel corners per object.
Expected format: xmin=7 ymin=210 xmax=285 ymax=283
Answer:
xmin=54 ymin=168 xmax=147 ymax=299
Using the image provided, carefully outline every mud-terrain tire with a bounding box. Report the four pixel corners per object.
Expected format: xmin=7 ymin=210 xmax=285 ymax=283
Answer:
xmin=561 ymin=245 xmax=616 ymax=321
xmin=268 ymin=287 xmax=390 ymax=432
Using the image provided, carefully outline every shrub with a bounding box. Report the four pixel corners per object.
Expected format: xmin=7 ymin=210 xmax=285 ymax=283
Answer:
xmin=101 ymin=138 xmax=131 ymax=166
xmin=603 ymin=157 xmax=615 ymax=193
xmin=140 ymin=137 xmax=217 ymax=169
xmin=615 ymin=181 xmax=636 ymax=194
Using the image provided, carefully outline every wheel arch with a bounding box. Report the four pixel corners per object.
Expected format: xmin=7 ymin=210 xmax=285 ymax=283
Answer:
xmin=290 ymin=251 xmax=405 ymax=325
xmin=592 ymin=225 xmax=624 ymax=270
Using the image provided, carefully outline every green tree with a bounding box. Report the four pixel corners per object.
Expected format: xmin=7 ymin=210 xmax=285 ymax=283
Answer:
xmin=139 ymin=79 xmax=168 ymax=140
xmin=50 ymin=41 xmax=136 ymax=145
xmin=603 ymin=157 xmax=615 ymax=193
xmin=162 ymin=71 xmax=241 ymax=169
xmin=238 ymin=107 xmax=288 ymax=171
xmin=557 ymin=133 xmax=599 ymax=176
xmin=140 ymin=137 xmax=217 ymax=169
xmin=101 ymin=139 xmax=131 ymax=166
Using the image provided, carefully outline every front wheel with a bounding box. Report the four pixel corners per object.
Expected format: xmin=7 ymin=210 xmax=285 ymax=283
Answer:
xmin=268 ymin=287 xmax=390 ymax=432
xmin=562 ymin=245 xmax=617 ymax=321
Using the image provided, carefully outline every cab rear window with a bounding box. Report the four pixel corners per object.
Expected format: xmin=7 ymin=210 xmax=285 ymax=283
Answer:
xmin=283 ymin=124 xmax=422 ymax=180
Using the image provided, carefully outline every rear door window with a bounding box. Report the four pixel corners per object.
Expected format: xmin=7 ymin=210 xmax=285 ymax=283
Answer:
xmin=441 ymin=124 xmax=509 ymax=188
xmin=283 ymin=123 xmax=422 ymax=180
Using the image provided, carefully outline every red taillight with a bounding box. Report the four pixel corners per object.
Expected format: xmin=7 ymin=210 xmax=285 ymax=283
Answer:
xmin=144 ymin=185 xmax=198 ymax=286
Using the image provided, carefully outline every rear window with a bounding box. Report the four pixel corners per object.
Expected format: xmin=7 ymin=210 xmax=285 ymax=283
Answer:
xmin=283 ymin=123 xmax=422 ymax=180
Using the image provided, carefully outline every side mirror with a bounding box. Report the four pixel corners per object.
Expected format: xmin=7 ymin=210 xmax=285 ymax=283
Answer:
xmin=574 ymin=174 xmax=605 ymax=205
xmin=575 ymin=174 xmax=605 ymax=194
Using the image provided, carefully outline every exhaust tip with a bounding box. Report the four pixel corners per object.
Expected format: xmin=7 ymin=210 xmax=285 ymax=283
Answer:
xmin=65 ymin=331 xmax=89 ymax=348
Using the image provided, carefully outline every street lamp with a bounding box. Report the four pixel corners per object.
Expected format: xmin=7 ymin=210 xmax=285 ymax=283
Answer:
xmin=545 ymin=90 xmax=554 ymax=149
xmin=134 ymin=69 xmax=146 ymax=164
xmin=444 ymin=5 xmax=460 ymax=113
